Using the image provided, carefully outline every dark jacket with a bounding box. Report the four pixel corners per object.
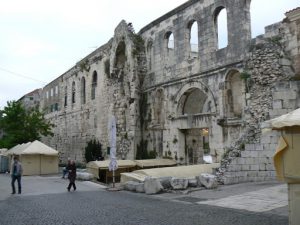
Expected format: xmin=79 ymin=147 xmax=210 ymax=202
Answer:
xmin=67 ymin=163 xmax=77 ymax=182
xmin=10 ymin=161 xmax=23 ymax=177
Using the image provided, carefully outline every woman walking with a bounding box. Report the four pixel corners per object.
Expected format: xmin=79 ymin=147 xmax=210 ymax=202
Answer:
xmin=67 ymin=160 xmax=77 ymax=191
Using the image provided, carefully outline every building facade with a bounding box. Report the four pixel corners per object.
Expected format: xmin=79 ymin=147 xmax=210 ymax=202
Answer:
xmin=40 ymin=1 xmax=300 ymax=183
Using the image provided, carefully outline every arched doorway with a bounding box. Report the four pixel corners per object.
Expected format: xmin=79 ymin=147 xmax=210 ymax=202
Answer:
xmin=176 ymin=87 xmax=212 ymax=165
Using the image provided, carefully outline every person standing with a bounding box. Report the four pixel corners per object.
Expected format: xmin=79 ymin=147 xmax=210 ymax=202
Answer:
xmin=11 ymin=156 xmax=23 ymax=194
xmin=67 ymin=160 xmax=77 ymax=191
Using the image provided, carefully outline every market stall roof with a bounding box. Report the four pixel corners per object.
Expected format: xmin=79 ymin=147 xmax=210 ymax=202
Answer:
xmin=264 ymin=108 xmax=300 ymax=129
xmin=134 ymin=159 xmax=177 ymax=168
xmin=86 ymin=160 xmax=136 ymax=169
xmin=5 ymin=142 xmax=31 ymax=155
xmin=0 ymin=148 xmax=8 ymax=154
xmin=6 ymin=140 xmax=58 ymax=156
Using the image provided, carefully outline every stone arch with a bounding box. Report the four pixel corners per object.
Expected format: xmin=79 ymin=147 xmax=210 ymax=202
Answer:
xmin=91 ymin=71 xmax=97 ymax=100
xmin=146 ymin=39 xmax=154 ymax=71
xmin=114 ymin=41 xmax=126 ymax=69
xmin=165 ymin=31 xmax=174 ymax=51
xmin=180 ymin=88 xmax=207 ymax=115
xmin=187 ymin=19 xmax=199 ymax=55
xmin=224 ymin=69 xmax=245 ymax=118
xmin=174 ymin=81 xmax=217 ymax=116
xmin=111 ymin=40 xmax=128 ymax=81
xmin=164 ymin=30 xmax=175 ymax=56
xmin=213 ymin=6 xmax=228 ymax=49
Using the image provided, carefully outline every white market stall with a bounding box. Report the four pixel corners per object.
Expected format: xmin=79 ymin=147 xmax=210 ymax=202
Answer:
xmin=265 ymin=108 xmax=300 ymax=225
xmin=6 ymin=140 xmax=59 ymax=175
xmin=86 ymin=160 xmax=137 ymax=183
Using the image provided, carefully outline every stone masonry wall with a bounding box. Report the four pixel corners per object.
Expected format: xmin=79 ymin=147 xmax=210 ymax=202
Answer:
xmin=36 ymin=0 xmax=300 ymax=187
xmin=218 ymin=21 xmax=300 ymax=184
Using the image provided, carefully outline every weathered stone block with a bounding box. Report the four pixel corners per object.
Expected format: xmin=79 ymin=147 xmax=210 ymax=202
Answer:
xmin=135 ymin=183 xmax=145 ymax=193
xmin=242 ymin=164 xmax=250 ymax=170
xmin=144 ymin=177 xmax=163 ymax=194
xmin=250 ymin=164 xmax=259 ymax=171
xmin=197 ymin=173 xmax=218 ymax=189
xmin=272 ymin=100 xmax=283 ymax=109
xmin=259 ymin=164 xmax=267 ymax=171
xmin=188 ymin=178 xmax=198 ymax=187
xmin=170 ymin=177 xmax=188 ymax=190
xmin=158 ymin=176 xmax=172 ymax=189
xmin=124 ymin=181 xmax=139 ymax=192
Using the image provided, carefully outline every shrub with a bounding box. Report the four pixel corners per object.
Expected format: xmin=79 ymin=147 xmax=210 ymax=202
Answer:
xmin=85 ymin=139 xmax=103 ymax=163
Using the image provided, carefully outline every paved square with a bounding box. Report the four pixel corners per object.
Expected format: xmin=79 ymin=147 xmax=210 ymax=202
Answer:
xmin=197 ymin=184 xmax=288 ymax=212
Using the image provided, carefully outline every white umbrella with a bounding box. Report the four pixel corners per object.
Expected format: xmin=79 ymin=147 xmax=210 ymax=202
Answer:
xmin=108 ymin=115 xmax=118 ymax=172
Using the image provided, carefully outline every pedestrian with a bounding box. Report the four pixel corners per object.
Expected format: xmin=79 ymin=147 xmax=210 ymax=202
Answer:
xmin=67 ymin=160 xmax=77 ymax=192
xmin=11 ymin=156 xmax=23 ymax=194
xmin=62 ymin=158 xmax=71 ymax=179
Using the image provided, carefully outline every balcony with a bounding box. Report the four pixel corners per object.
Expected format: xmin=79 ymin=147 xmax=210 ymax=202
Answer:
xmin=173 ymin=113 xmax=215 ymax=129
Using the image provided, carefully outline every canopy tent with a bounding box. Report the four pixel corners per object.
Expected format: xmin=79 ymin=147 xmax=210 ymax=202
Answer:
xmin=6 ymin=140 xmax=59 ymax=175
xmin=86 ymin=160 xmax=137 ymax=183
xmin=269 ymin=108 xmax=300 ymax=224
xmin=0 ymin=148 xmax=7 ymax=154
xmin=134 ymin=159 xmax=177 ymax=169
xmin=268 ymin=108 xmax=300 ymax=129
xmin=267 ymin=108 xmax=300 ymax=182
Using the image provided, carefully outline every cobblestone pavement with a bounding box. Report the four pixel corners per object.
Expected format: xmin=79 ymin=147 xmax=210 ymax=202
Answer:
xmin=0 ymin=174 xmax=288 ymax=225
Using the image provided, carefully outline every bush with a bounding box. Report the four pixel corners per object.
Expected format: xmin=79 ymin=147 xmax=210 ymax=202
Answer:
xmin=85 ymin=139 xmax=103 ymax=163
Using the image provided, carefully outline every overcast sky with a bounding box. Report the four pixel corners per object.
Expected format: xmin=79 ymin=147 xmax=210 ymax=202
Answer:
xmin=0 ymin=0 xmax=299 ymax=109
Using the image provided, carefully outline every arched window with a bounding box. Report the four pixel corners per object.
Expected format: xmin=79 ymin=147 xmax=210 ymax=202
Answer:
xmin=72 ymin=81 xmax=76 ymax=104
xmin=91 ymin=71 xmax=97 ymax=100
xmin=147 ymin=40 xmax=153 ymax=71
xmin=225 ymin=70 xmax=245 ymax=117
xmin=167 ymin=32 xmax=174 ymax=50
xmin=64 ymin=86 xmax=68 ymax=107
xmin=189 ymin=20 xmax=199 ymax=54
xmin=214 ymin=7 xmax=228 ymax=49
xmin=182 ymin=89 xmax=207 ymax=115
xmin=81 ymin=77 xmax=86 ymax=104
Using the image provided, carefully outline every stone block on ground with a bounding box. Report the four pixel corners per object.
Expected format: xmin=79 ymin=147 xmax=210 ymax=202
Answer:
xmin=135 ymin=183 xmax=145 ymax=193
xmin=144 ymin=177 xmax=163 ymax=194
xmin=170 ymin=177 xmax=188 ymax=190
xmin=76 ymin=172 xmax=94 ymax=181
xmin=197 ymin=173 xmax=218 ymax=189
xmin=158 ymin=177 xmax=172 ymax=189
xmin=188 ymin=178 xmax=198 ymax=187
xmin=124 ymin=181 xmax=140 ymax=192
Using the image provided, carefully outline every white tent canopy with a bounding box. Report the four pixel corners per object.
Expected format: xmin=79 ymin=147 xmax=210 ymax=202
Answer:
xmin=6 ymin=140 xmax=58 ymax=156
xmin=265 ymin=108 xmax=300 ymax=129
xmin=5 ymin=140 xmax=59 ymax=175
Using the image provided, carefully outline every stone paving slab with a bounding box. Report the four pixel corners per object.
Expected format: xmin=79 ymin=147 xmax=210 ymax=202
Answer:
xmin=197 ymin=184 xmax=288 ymax=212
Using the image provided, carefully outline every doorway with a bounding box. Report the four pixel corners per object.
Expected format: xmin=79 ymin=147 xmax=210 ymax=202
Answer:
xmin=183 ymin=128 xmax=209 ymax=165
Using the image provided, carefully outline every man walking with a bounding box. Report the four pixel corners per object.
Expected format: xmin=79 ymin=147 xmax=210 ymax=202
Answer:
xmin=11 ymin=156 xmax=23 ymax=194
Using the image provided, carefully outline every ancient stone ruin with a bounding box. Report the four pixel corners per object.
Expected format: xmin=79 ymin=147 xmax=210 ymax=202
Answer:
xmin=37 ymin=1 xmax=300 ymax=184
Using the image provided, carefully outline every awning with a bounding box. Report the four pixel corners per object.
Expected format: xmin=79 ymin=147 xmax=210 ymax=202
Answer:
xmin=263 ymin=108 xmax=300 ymax=129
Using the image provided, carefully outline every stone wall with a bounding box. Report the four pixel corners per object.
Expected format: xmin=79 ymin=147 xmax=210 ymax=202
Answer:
xmin=41 ymin=21 xmax=143 ymax=163
xmin=36 ymin=0 xmax=300 ymax=186
xmin=218 ymin=13 xmax=300 ymax=184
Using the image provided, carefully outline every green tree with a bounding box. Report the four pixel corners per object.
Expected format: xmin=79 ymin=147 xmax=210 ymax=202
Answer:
xmin=85 ymin=139 xmax=103 ymax=163
xmin=0 ymin=101 xmax=53 ymax=148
